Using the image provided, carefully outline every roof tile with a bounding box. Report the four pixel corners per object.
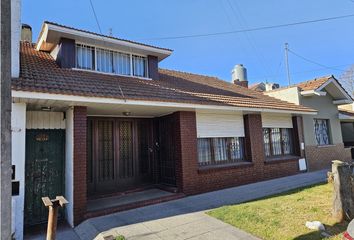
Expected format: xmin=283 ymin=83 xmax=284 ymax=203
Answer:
xmin=12 ymin=42 xmax=316 ymax=113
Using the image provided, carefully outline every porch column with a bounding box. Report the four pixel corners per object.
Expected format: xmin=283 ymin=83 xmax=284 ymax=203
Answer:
xmin=243 ymin=114 xmax=265 ymax=178
xmin=73 ymin=106 xmax=87 ymax=226
xmin=174 ymin=111 xmax=198 ymax=194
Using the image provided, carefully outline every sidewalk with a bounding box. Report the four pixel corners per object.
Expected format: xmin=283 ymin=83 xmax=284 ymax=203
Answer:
xmin=25 ymin=169 xmax=328 ymax=240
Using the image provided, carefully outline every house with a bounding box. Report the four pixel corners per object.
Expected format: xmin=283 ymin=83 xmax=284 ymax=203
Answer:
xmin=11 ymin=21 xmax=317 ymax=238
xmin=249 ymin=82 xmax=280 ymax=92
xmin=338 ymin=104 xmax=354 ymax=156
xmin=263 ymin=76 xmax=353 ymax=171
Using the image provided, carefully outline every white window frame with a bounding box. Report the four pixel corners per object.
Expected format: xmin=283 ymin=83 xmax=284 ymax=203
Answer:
xmin=74 ymin=42 xmax=150 ymax=79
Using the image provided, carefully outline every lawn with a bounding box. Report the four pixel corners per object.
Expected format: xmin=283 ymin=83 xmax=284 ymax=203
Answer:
xmin=208 ymin=183 xmax=349 ymax=240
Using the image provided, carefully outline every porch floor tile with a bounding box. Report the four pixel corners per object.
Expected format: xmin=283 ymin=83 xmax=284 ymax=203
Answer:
xmin=87 ymin=188 xmax=175 ymax=212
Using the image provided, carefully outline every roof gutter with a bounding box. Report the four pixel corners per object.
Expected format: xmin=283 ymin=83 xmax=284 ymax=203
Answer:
xmin=12 ymin=90 xmax=317 ymax=115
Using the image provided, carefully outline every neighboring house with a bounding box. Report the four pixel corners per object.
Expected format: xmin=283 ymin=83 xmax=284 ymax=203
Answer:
xmin=11 ymin=21 xmax=317 ymax=238
xmin=249 ymin=82 xmax=279 ymax=92
xmin=338 ymin=104 xmax=354 ymax=153
xmin=263 ymin=76 xmax=353 ymax=171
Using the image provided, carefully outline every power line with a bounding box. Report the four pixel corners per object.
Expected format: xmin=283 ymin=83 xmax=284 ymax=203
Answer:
xmin=250 ymin=63 xmax=353 ymax=80
xmin=226 ymin=0 xmax=273 ymax=78
xmin=137 ymin=14 xmax=354 ymax=41
xmin=88 ymin=0 xmax=127 ymax=102
xmin=288 ymin=48 xmax=345 ymax=72
xmin=138 ymin=13 xmax=354 ymax=41
xmin=89 ymin=0 xmax=103 ymax=34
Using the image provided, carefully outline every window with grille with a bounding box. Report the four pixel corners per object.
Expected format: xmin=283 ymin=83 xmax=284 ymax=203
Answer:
xmin=263 ymin=128 xmax=294 ymax=157
xmin=314 ymin=119 xmax=330 ymax=145
xmin=96 ymin=48 xmax=113 ymax=73
xmin=76 ymin=44 xmax=95 ymax=70
xmin=75 ymin=44 xmax=147 ymax=77
xmin=197 ymin=137 xmax=246 ymax=167
xmin=132 ymin=55 xmax=147 ymax=77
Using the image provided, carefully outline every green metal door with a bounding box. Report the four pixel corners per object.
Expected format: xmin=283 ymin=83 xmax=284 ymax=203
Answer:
xmin=25 ymin=129 xmax=65 ymax=226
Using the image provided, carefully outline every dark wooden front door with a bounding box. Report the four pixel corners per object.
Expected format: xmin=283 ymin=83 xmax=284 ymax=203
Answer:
xmin=87 ymin=118 xmax=153 ymax=195
xmin=24 ymin=129 xmax=65 ymax=226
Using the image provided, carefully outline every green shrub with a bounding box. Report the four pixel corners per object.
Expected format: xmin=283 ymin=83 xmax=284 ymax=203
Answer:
xmin=115 ymin=235 xmax=125 ymax=240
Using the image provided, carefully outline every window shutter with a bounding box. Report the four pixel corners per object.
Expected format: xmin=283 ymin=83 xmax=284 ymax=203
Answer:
xmin=261 ymin=113 xmax=293 ymax=128
xmin=196 ymin=113 xmax=245 ymax=138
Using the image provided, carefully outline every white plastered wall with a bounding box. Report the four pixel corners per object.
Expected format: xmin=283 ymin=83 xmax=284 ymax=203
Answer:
xmin=264 ymin=87 xmax=301 ymax=105
xmin=65 ymin=108 xmax=74 ymax=226
xmin=11 ymin=103 xmax=26 ymax=239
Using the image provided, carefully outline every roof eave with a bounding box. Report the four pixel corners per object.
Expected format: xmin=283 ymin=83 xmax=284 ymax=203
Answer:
xmin=12 ymin=90 xmax=317 ymax=115
xmin=36 ymin=22 xmax=173 ymax=61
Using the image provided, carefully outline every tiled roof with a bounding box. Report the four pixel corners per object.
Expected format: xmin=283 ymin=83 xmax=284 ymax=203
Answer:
xmin=249 ymin=83 xmax=263 ymax=91
xmin=295 ymin=76 xmax=332 ymax=91
xmin=43 ymin=21 xmax=172 ymax=52
xmin=12 ymin=42 xmax=316 ymax=113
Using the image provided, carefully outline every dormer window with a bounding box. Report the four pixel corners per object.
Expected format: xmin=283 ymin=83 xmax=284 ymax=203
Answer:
xmin=132 ymin=55 xmax=147 ymax=77
xmin=76 ymin=44 xmax=95 ymax=70
xmin=75 ymin=43 xmax=148 ymax=78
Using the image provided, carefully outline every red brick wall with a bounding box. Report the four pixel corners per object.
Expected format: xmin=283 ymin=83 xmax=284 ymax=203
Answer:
xmin=305 ymin=143 xmax=352 ymax=171
xmin=73 ymin=106 xmax=87 ymax=226
xmin=170 ymin=112 xmax=301 ymax=195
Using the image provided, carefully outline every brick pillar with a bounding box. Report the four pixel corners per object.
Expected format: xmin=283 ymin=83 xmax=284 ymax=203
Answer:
xmin=292 ymin=116 xmax=305 ymax=157
xmin=173 ymin=111 xmax=198 ymax=194
xmin=73 ymin=106 xmax=87 ymax=225
xmin=244 ymin=114 xmax=265 ymax=178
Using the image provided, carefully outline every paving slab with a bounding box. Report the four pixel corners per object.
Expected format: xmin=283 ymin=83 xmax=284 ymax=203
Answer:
xmin=87 ymin=188 xmax=175 ymax=212
xmin=83 ymin=170 xmax=327 ymax=240
xmin=26 ymin=170 xmax=327 ymax=239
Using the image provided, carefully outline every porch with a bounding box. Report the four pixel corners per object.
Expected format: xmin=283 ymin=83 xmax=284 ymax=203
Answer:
xmin=13 ymin=94 xmax=306 ymax=231
xmin=12 ymin=97 xmax=197 ymax=229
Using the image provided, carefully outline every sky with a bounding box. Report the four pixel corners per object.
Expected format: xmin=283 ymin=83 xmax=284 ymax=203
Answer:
xmin=22 ymin=0 xmax=354 ymax=87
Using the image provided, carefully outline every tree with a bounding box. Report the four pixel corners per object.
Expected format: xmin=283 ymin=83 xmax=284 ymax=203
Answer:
xmin=339 ymin=64 xmax=354 ymax=98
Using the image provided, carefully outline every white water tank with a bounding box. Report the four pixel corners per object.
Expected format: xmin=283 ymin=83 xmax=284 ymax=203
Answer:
xmin=231 ymin=64 xmax=247 ymax=83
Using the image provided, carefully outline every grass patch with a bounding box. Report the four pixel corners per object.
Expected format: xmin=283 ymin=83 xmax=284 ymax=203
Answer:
xmin=208 ymin=183 xmax=348 ymax=240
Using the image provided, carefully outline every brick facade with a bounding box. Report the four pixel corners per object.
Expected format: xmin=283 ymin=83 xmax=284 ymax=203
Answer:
xmin=73 ymin=106 xmax=87 ymax=225
xmin=171 ymin=112 xmax=301 ymax=195
xmin=305 ymin=143 xmax=351 ymax=171
xmin=71 ymin=110 xmax=304 ymax=223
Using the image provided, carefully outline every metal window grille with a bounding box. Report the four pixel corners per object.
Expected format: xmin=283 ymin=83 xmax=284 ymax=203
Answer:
xmin=113 ymin=52 xmax=131 ymax=75
xmin=314 ymin=119 xmax=330 ymax=145
xmin=76 ymin=44 xmax=95 ymax=70
xmin=76 ymin=44 xmax=141 ymax=77
xmin=263 ymin=128 xmax=294 ymax=157
xmin=132 ymin=55 xmax=147 ymax=77
xmin=197 ymin=137 xmax=246 ymax=166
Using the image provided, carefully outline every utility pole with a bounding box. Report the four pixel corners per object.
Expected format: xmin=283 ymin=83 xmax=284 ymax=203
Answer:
xmin=0 ymin=0 xmax=13 ymax=239
xmin=285 ymin=43 xmax=291 ymax=86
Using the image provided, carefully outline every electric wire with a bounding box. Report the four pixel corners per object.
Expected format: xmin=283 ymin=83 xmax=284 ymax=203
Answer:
xmin=138 ymin=13 xmax=354 ymax=41
xmin=88 ymin=0 xmax=126 ymax=102
xmin=288 ymin=49 xmax=345 ymax=72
